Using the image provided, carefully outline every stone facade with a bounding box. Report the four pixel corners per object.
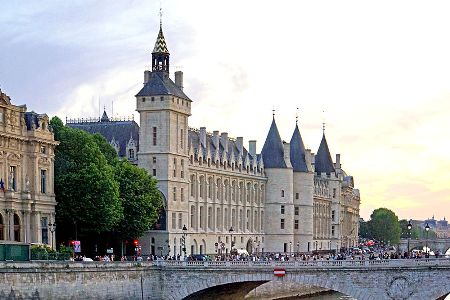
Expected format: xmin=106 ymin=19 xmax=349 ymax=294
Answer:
xmin=0 ymin=89 xmax=57 ymax=247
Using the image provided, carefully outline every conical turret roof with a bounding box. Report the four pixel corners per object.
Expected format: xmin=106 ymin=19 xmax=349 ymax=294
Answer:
xmin=290 ymin=124 xmax=308 ymax=172
xmin=261 ymin=118 xmax=287 ymax=168
xmin=315 ymin=133 xmax=335 ymax=175
xmin=152 ymin=26 xmax=169 ymax=54
xmin=101 ymin=110 xmax=110 ymax=122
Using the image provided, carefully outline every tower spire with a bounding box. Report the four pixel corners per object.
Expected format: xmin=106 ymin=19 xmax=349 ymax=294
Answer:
xmin=152 ymin=7 xmax=170 ymax=73
xmin=296 ymin=107 xmax=299 ymax=125
xmin=159 ymin=2 xmax=163 ymax=28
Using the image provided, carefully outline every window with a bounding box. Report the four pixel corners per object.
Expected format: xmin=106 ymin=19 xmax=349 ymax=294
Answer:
xmin=178 ymin=213 xmax=182 ymax=229
xmin=190 ymin=206 xmax=196 ymax=228
xmin=152 ymin=169 xmax=157 ymax=176
xmin=40 ymin=170 xmax=47 ymax=193
xmin=9 ymin=166 xmax=16 ymax=191
xmin=281 ymin=205 xmax=285 ymax=214
xmin=294 ymin=220 xmax=299 ymax=230
xmin=128 ymin=149 xmax=135 ymax=160
xmin=152 ymin=127 xmax=157 ymax=146
xmin=173 ymin=158 xmax=177 ymax=177
xmin=153 ymin=157 xmax=157 ymax=164
xmin=180 ymin=188 xmax=184 ymax=201
xmin=246 ymin=210 xmax=250 ymax=230
xmin=173 ymin=187 xmax=176 ymax=201
xmin=40 ymin=146 xmax=46 ymax=154
xmin=41 ymin=217 xmax=48 ymax=244
xmin=160 ymin=96 xmax=164 ymax=101
xmin=151 ymin=97 xmax=155 ymax=102
xmin=13 ymin=214 xmax=20 ymax=242
xmin=142 ymin=97 xmax=146 ymax=102
xmin=208 ymin=207 xmax=212 ymax=230
xmin=172 ymin=213 xmax=176 ymax=229
xmin=295 ymin=206 xmax=299 ymax=216
xmin=216 ymin=208 xmax=221 ymax=229
xmin=332 ymin=225 xmax=335 ymax=237
xmin=332 ymin=210 xmax=335 ymax=222
xmin=296 ymin=193 xmax=299 ymax=200
xmin=180 ymin=129 xmax=184 ymax=148
xmin=180 ymin=159 xmax=184 ymax=178
xmin=199 ymin=206 xmax=204 ymax=229
xmin=190 ymin=175 xmax=195 ymax=197
xmin=280 ymin=219 xmax=285 ymax=229
xmin=281 ymin=190 xmax=285 ymax=197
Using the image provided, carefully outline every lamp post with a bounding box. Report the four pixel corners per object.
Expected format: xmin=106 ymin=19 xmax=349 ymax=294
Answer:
xmin=229 ymin=227 xmax=234 ymax=255
xmin=48 ymin=222 xmax=56 ymax=250
xmin=425 ymin=223 xmax=430 ymax=258
xmin=407 ymin=220 xmax=412 ymax=257
xmin=289 ymin=241 xmax=292 ymax=256
xmin=182 ymin=224 xmax=188 ymax=257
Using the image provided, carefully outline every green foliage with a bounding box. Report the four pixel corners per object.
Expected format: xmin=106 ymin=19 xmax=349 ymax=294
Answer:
xmin=359 ymin=219 xmax=370 ymax=238
xmin=58 ymin=244 xmax=74 ymax=256
xmin=92 ymin=133 xmax=119 ymax=165
xmin=31 ymin=244 xmax=55 ymax=255
xmin=367 ymin=208 xmax=401 ymax=244
xmin=51 ymin=117 xmax=122 ymax=234
xmin=114 ymin=159 xmax=163 ymax=239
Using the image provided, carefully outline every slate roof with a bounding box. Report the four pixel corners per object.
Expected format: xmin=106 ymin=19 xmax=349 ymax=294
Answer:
xmin=290 ymin=124 xmax=308 ymax=172
xmin=314 ymin=134 xmax=335 ymax=175
xmin=188 ymin=130 xmax=260 ymax=168
xmin=24 ymin=112 xmax=42 ymax=130
xmin=68 ymin=112 xmax=139 ymax=158
xmin=153 ymin=26 xmax=169 ymax=54
xmin=261 ymin=118 xmax=287 ymax=169
xmin=136 ymin=71 xmax=191 ymax=101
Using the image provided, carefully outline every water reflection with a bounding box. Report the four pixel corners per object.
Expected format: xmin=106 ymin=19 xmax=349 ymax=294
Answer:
xmin=302 ymin=291 xmax=355 ymax=299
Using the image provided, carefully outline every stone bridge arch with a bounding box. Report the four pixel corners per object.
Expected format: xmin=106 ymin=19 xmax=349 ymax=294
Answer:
xmin=158 ymin=262 xmax=450 ymax=300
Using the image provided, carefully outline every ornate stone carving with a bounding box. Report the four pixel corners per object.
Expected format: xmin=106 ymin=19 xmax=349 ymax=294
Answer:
xmin=38 ymin=157 xmax=51 ymax=165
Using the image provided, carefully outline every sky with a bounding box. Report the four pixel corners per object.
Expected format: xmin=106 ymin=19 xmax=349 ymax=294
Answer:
xmin=1 ymin=1 xmax=450 ymax=221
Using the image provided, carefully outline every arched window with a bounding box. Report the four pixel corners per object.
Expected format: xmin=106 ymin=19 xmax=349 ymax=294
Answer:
xmin=239 ymin=209 xmax=243 ymax=231
xmin=13 ymin=214 xmax=20 ymax=242
xmin=224 ymin=208 xmax=228 ymax=230
xmin=254 ymin=210 xmax=258 ymax=230
xmin=246 ymin=183 xmax=251 ymax=202
xmin=207 ymin=207 xmax=212 ymax=230
xmin=246 ymin=210 xmax=250 ymax=230
xmin=231 ymin=181 xmax=236 ymax=202
xmin=207 ymin=177 xmax=213 ymax=199
xmin=231 ymin=209 xmax=236 ymax=229
xmin=260 ymin=211 xmax=264 ymax=231
xmin=216 ymin=179 xmax=222 ymax=201
xmin=216 ymin=208 xmax=221 ymax=229
xmin=199 ymin=206 xmax=205 ymax=229
xmin=224 ymin=180 xmax=229 ymax=202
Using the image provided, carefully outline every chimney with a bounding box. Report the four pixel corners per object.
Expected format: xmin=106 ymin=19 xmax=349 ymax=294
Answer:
xmin=305 ymin=149 xmax=312 ymax=171
xmin=335 ymin=154 xmax=341 ymax=169
xmin=220 ymin=132 xmax=229 ymax=153
xmin=249 ymin=140 xmax=256 ymax=157
xmin=283 ymin=142 xmax=292 ymax=168
xmin=144 ymin=70 xmax=151 ymax=84
xmin=236 ymin=137 xmax=244 ymax=154
xmin=175 ymin=71 xmax=183 ymax=90
xmin=199 ymin=127 xmax=207 ymax=147
xmin=212 ymin=131 xmax=219 ymax=149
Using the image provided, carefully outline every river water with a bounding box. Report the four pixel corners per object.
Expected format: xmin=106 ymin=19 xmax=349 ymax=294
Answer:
xmin=303 ymin=292 xmax=355 ymax=299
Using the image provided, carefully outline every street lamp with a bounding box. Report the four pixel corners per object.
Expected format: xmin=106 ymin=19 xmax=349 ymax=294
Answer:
xmin=229 ymin=227 xmax=234 ymax=254
xmin=48 ymin=222 xmax=56 ymax=250
xmin=289 ymin=241 xmax=292 ymax=256
xmin=407 ymin=220 xmax=412 ymax=257
xmin=425 ymin=223 xmax=430 ymax=257
xmin=182 ymin=224 xmax=188 ymax=257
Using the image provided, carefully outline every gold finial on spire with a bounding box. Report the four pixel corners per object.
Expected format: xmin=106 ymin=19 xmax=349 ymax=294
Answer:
xmin=296 ymin=107 xmax=299 ymax=124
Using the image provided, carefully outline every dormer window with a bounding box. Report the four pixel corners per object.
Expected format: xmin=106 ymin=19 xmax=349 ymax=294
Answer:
xmin=128 ymin=149 xmax=135 ymax=160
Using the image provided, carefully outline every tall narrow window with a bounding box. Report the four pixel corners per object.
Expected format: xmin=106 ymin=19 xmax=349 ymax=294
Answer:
xmin=172 ymin=213 xmax=176 ymax=229
xmin=180 ymin=159 xmax=184 ymax=178
xmin=180 ymin=129 xmax=184 ymax=148
xmin=152 ymin=127 xmax=157 ymax=146
xmin=180 ymin=188 xmax=184 ymax=201
xmin=281 ymin=190 xmax=285 ymax=197
xmin=295 ymin=206 xmax=299 ymax=216
xmin=41 ymin=217 xmax=48 ymax=244
xmin=173 ymin=187 xmax=177 ymax=201
xmin=294 ymin=220 xmax=299 ymax=230
xmin=190 ymin=206 xmax=196 ymax=228
xmin=199 ymin=206 xmax=204 ymax=229
xmin=13 ymin=214 xmax=20 ymax=242
xmin=208 ymin=207 xmax=212 ymax=230
xmin=40 ymin=170 xmax=47 ymax=193
xmin=280 ymin=219 xmax=285 ymax=229
xmin=178 ymin=213 xmax=182 ymax=229
xmin=173 ymin=158 xmax=177 ymax=177
xmin=281 ymin=205 xmax=285 ymax=214
xmin=128 ymin=149 xmax=135 ymax=160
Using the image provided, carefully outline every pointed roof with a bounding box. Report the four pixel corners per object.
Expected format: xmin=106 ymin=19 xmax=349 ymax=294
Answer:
xmin=290 ymin=124 xmax=308 ymax=172
xmin=152 ymin=26 xmax=169 ymax=54
xmin=261 ymin=118 xmax=287 ymax=168
xmin=101 ymin=110 xmax=110 ymax=122
xmin=136 ymin=72 xmax=190 ymax=100
xmin=315 ymin=133 xmax=335 ymax=175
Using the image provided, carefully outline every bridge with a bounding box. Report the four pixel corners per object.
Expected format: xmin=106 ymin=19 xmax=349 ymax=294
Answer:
xmin=0 ymin=259 xmax=449 ymax=300
xmin=398 ymin=238 xmax=450 ymax=253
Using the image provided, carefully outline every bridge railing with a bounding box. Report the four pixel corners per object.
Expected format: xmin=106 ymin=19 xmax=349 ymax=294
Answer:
xmin=152 ymin=258 xmax=450 ymax=268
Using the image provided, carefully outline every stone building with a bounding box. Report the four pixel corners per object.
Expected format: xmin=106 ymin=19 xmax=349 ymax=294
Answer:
xmin=0 ymin=89 xmax=57 ymax=247
xmin=71 ymin=23 xmax=360 ymax=255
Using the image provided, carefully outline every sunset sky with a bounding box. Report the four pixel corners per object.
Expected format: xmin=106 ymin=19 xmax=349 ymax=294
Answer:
xmin=1 ymin=1 xmax=450 ymax=220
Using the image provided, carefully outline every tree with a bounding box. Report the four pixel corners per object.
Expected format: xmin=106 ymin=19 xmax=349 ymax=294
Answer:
xmin=359 ymin=219 xmax=370 ymax=238
xmin=113 ymin=160 xmax=162 ymax=240
xmin=367 ymin=208 xmax=401 ymax=244
xmin=50 ymin=117 xmax=123 ymax=236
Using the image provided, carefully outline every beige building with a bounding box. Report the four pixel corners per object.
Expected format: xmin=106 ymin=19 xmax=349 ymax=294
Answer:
xmin=133 ymin=24 xmax=361 ymax=256
xmin=0 ymin=89 xmax=57 ymax=247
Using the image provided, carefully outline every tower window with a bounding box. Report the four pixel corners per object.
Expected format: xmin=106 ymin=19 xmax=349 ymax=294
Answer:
xmin=173 ymin=187 xmax=176 ymax=201
xmin=280 ymin=219 xmax=285 ymax=229
xmin=180 ymin=129 xmax=184 ymax=149
xmin=181 ymin=188 xmax=184 ymax=201
xmin=281 ymin=205 xmax=285 ymax=214
xmin=295 ymin=206 xmax=299 ymax=216
xmin=152 ymin=169 xmax=157 ymax=176
xmin=128 ymin=149 xmax=135 ymax=160
xmin=296 ymin=193 xmax=299 ymax=200
xmin=151 ymin=97 xmax=155 ymax=102
xmin=294 ymin=220 xmax=299 ymax=230
xmin=152 ymin=127 xmax=157 ymax=146
xmin=160 ymin=96 xmax=164 ymax=101
xmin=281 ymin=190 xmax=285 ymax=197
xmin=40 ymin=170 xmax=47 ymax=193
xmin=142 ymin=97 xmax=146 ymax=102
